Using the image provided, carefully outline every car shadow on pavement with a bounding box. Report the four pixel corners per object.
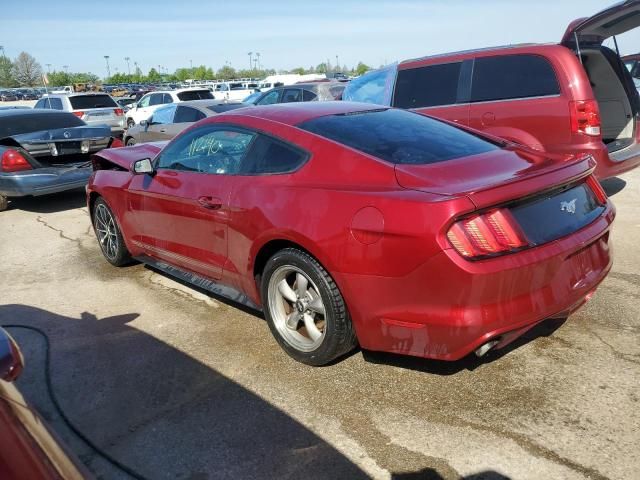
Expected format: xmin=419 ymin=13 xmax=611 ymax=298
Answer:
xmin=0 ymin=304 xmax=369 ymax=480
xmin=362 ymin=318 xmax=567 ymax=375
xmin=392 ymin=468 xmax=510 ymax=479
xmin=600 ymin=177 xmax=626 ymax=197
xmin=7 ymin=188 xmax=87 ymax=214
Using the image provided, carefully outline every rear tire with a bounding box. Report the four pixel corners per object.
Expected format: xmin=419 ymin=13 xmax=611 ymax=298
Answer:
xmin=0 ymin=195 xmax=7 ymax=212
xmin=126 ymin=137 xmax=136 ymax=146
xmin=93 ymin=197 xmax=131 ymax=266
xmin=126 ymin=118 xmax=135 ymax=129
xmin=261 ymin=248 xmax=357 ymax=366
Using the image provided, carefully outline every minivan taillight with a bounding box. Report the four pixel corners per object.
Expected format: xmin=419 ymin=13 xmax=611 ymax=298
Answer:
xmin=114 ymin=108 xmax=124 ymax=116
xmin=1 ymin=150 xmax=32 ymax=172
xmin=570 ymin=100 xmax=601 ymax=137
xmin=447 ymin=209 xmax=529 ymax=259
xmin=586 ymin=175 xmax=607 ymax=204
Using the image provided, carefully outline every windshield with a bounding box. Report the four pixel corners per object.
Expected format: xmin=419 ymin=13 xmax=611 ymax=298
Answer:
xmin=69 ymin=95 xmax=117 ymax=109
xmin=177 ymin=90 xmax=214 ymax=101
xmin=0 ymin=111 xmax=85 ymax=137
xmin=299 ymin=108 xmax=499 ymax=165
xmin=342 ymin=64 xmax=397 ymax=105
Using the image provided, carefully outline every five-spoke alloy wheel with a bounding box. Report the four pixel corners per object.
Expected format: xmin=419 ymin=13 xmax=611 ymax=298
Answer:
xmin=262 ymin=248 xmax=356 ymax=365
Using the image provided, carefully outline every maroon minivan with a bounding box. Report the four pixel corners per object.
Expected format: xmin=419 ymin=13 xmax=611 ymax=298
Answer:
xmin=344 ymin=1 xmax=640 ymax=179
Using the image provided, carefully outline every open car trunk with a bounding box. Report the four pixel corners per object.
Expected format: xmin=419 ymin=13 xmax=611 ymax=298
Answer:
xmin=581 ymin=46 xmax=639 ymax=152
xmin=562 ymin=1 xmax=640 ymax=153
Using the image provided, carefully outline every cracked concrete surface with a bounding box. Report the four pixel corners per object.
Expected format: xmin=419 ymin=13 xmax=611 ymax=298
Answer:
xmin=0 ymin=169 xmax=639 ymax=480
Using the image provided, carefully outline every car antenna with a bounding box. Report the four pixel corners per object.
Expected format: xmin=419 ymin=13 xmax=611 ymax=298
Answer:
xmin=42 ymin=72 xmax=51 ymax=108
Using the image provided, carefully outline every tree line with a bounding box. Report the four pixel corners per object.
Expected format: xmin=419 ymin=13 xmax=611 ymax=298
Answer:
xmin=0 ymin=50 xmax=373 ymax=88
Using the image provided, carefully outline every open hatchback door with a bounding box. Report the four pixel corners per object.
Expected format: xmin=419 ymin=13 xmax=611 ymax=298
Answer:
xmin=562 ymin=0 xmax=640 ymax=46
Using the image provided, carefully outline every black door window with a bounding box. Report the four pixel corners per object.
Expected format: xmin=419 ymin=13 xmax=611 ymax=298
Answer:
xmin=471 ymin=54 xmax=560 ymax=102
xmin=174 ymin=106 xmax=206 ymax=123
xmin=241 ymin=135 xmax=308 ymax=174
xmin=393 ymin=62 xmax=462 ymax=109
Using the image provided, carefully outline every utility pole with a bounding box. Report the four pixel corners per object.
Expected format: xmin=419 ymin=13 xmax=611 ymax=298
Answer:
xmin=104 ymin=55 xmax=111 ymax=80
xmin=124 ymin=57 xmax=131 ymax=76
xmin=248 ymin=52 xmax=253 ymax=71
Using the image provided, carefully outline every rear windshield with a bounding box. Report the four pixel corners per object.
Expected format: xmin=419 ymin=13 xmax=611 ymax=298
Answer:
xmin=206 ymin=103 xmax=246 ymax=113
xmin=0 ymin=112 xmax=85 ymax=138
xmin=298 ymin=108 xmax=498 ymax=165
xmin=69 ymin=95 xmax=117 ymax=109
xmin=177 ymin=90 xmax=214 ymax=101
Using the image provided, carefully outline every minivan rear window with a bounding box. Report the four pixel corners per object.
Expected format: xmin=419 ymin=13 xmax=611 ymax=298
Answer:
xmin=299 ymin=108 xmax=498 ymax=165
xmin=393 ymin=62 xmax=462 ymax=109
xmin=69 ymin=95 xmax=117 ymax=109
xmin=471 ymin=54 xmax=560 ymax=103
xmin=176 ymin=90 xmax=214 ymax=101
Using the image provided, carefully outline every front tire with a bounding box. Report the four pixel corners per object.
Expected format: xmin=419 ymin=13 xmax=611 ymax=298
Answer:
xmin=125 ymin=137 xmax=136 ymax=146
xmin=261 ymin=248 xmax=357 ymax=366
xmin=93 ymin=197 xmax=131 ymax=266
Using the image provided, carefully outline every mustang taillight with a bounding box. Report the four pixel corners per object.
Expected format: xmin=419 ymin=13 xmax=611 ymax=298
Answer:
xmin=1 ymin=149 xmax=32 ymax=172
xmin=586 ymin=175 xmax=607 ymax=204
xmin=570 ymin=100 xmax=601 ymax=137
xmin=447 ymin=208 xmax=529 ymax=259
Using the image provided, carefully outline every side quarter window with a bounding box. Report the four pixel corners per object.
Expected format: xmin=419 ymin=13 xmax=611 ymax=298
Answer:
xmin=156 ymin=126 xmax=256 ymax=175
xmin=393 ymin=62 xmax=462 ymax=109
xmin=241 ymin=135 xmax=308 ymax=175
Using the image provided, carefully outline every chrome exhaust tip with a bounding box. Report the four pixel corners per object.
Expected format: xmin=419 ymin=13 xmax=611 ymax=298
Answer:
xmin=475 ymin=340 xmax=499 ymax=358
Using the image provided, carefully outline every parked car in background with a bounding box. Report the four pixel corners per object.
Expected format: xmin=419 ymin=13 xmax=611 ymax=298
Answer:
xmin=15 ymin=89 xmax=38 ymax=100
xmin=0 ymin=326 xmax=89 ymax=479
xmin=211 ymin=82 xmax=257 ymax=102
xmin=125 ymin=88 xmax=214 ymax=128
xmin=51 ymin=85 xmax=74 ymax=94
xmin=0 ymin=91 xmax=18 ymax=102
xmin=34 ymin=93 xmax=126 ymax=135
xmin=0 ymin=109 xmax=121 ymax=211
xmin=88 ymin=102 xmax=613 ymax=366
xmin=247 ymin=82 xmax=345 ymax=106
xmin=124 ymin=100 xmax=246 ymax=145
xmin=623 ymin=52 xmax=640 ymax=78
xmin=344 ymin=1 xmax=640 ymax=179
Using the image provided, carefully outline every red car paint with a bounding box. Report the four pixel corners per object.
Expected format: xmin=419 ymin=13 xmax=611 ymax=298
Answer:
xmin=345 ymin=1 xmax=640 ymax=179
xmin=87 ymin=102 xmax=614 ymax=361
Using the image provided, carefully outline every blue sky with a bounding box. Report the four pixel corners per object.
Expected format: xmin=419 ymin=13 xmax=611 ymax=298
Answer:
xmin=4 ymin=0 xmax=639 ymax=76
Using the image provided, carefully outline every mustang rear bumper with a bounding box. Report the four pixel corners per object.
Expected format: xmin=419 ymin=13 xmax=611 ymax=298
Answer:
xmin=337 ymin=205 xmax=615 ymax=361
xmin=0 ymin=166 xmax=92 ymax=197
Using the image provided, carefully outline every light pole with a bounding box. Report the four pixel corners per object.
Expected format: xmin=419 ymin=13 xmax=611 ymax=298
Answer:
xmin=247 ymin=52 xmax=253 ymax=71
xmin=0 ymin=46 xmax=4 ymax=58
xmin=124 ymin=57 xmax=131 ymax=76
xmin=104 ymin=55 xmax=111 ymax=80
xmin=134 ymin=62 xmax=139 ymax=79
xmin=255 ymin=52 xmax=260 ymax=71
xmin=46 ymin=63 xmax=52 ymax=73
xmin=336 ymin=55 xmax=340 ymax=72
xmin=190 ymin=59 xmax=193 ymax=71
xmin=63 ymin=65 xmax=69 ymax=73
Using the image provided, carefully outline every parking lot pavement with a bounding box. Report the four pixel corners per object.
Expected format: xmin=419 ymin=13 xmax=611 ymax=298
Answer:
xmin=0 ymin=170 xmax=638 ymax=480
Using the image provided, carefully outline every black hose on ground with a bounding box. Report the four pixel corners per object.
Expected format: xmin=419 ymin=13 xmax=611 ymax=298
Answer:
xmin=2 ymin=324 xmax=149 ymax=480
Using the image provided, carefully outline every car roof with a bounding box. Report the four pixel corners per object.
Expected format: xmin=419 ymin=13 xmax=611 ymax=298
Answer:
xmin=221 ymin=101 xmax=386 ymax=126
xmin=400 ymin=42 xmax=555 ymax=65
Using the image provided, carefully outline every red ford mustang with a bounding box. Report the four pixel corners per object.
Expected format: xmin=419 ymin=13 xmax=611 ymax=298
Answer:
xmin=87 ymin=102 xmax=614 ymax=365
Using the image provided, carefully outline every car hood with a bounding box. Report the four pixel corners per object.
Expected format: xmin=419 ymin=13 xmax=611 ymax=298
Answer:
xmin=93 ymin=142 xmax=167 ymax=170
xmin=395 ymin=146 xmax=596 ymax=209
xmin=562 ymin=0 xmax=640 ymax=45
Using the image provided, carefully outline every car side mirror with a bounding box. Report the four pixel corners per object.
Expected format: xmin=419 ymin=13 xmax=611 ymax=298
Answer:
xmin=131 ymin=158 xmax=154 ymax=175
xmin=0 ymin=328 xmax=24 ymax=382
